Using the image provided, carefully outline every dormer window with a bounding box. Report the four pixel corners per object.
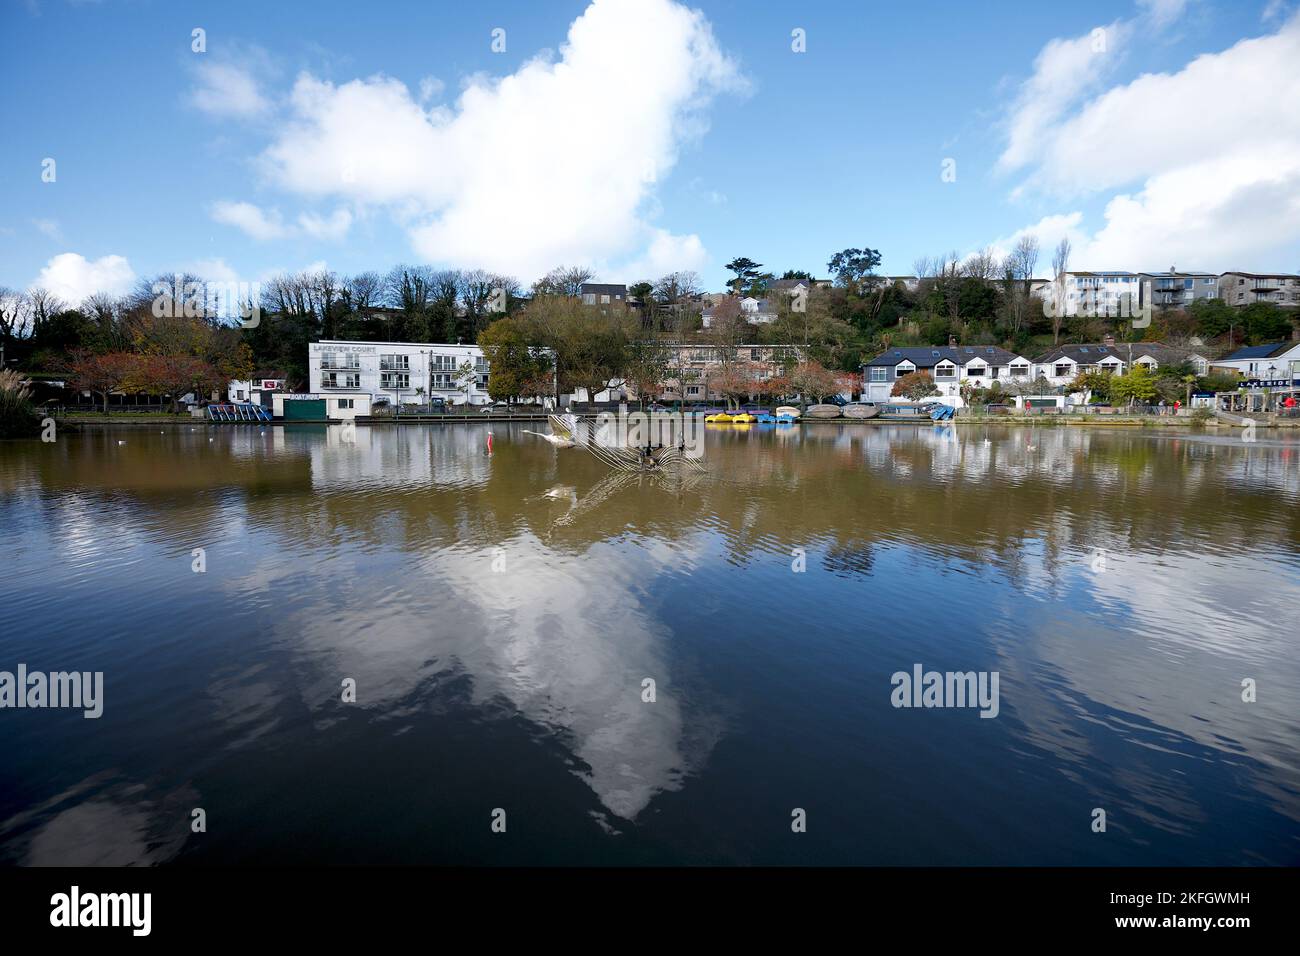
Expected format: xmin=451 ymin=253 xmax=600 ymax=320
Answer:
xmin=934 ymin=363 xmax=957 ymax=379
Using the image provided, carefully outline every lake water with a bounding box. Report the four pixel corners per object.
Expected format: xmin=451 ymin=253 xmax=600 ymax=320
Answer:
xmin=1 ymin=421 xmax=1298 ymax=865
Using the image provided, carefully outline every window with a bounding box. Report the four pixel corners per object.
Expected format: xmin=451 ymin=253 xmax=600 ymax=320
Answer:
xmin=965 ymin=365 xmax=986 ymax=377
xmin=870 ymin=367 xmax=888 ymax=382
xmin=1054 ymin=363 xmax=1072 ymax=378
xmin=1010 ymin=364 xmax=1029 ymax=377
xmin=687 ymin=385 xmax=701 ymax=395
xmin=430 ymin=354 xmax=457 ymax=372
xmin=381 ymin=372 xmax=410 ymax=389
xmin=582 ymin=293 xmax=595 ymax=304
xmin=987 ymin=367 xmax=999 ymax=379
xmin=380 ymin=354 xmax=410 ymax=372
xmin=896 ymin=365 xmax=913 ymax=378
xmin=321 ymin=352 xmax=359 ymax=370
xmin=431 ymin=373 xmax=454 ymax=389
xmin=337 ymin=399 xmax=353 ymax=409
xmin=934 ymin=363 xmax=956 ymax=379
xmin=322 ymin=372 xmax=360 ymax=389
xmin=751 ymin=349 xmax=763 ymax=361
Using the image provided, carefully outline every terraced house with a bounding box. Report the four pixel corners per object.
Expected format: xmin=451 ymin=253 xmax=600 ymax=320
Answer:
xmin=1031 ymin=339 xmax=1210 ymax=389
xmin=862 ymin=345 xmax=1035 ymax=404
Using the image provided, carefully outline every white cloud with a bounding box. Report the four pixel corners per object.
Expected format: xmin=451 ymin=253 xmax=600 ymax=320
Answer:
xmin=417 ymin=76 xmax=444 ymax=102
xmin=180 ymin=258 xmax=240 ymax=284
xmin=211 ymin=200 xmax=352 ymax=242
xmin=999 ymin=9 xmax=1300 ymax=271
xmin=998 ymin=20 xmax=1130 ymax=176
xmin=32 ymin=253 xmax=135 ymax=303
xmin=32 ymin=218 xmax=62 ymax=241
xmin=237 ymin=0 xmax=744 ymax=280
xmin=618 ymin=228 xmax=708 ymax=279
xmin=189 ymin=62 xmax=271 ymax=118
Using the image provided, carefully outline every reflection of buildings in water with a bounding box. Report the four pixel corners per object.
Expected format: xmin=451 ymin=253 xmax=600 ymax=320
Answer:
xmin=307 ymin=424 xmax=492 ymax=490
xmin=0 ymin=772 xmax=195 ymax=866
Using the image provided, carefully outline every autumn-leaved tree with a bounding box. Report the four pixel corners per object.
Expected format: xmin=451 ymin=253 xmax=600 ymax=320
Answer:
xmin=787 ymin=360 xmax=842 ymax=407
xmin=891 ymin=370 xmax=940 ymax=400
xmin=69 ymin=351 xmax=142 ymax=412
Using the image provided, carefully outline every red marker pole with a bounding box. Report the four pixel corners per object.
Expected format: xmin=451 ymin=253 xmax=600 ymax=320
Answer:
xmin=486 ymin=431 xmax=493 ymax=456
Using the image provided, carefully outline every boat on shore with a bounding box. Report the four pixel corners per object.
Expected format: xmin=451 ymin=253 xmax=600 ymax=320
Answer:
xmin=877 ymin=402 xmax=932 ymax=421
xmin=805 ymin=404 xmax=843 ymax=419
xmin=843 ymin=403 xmax=880 ymax=419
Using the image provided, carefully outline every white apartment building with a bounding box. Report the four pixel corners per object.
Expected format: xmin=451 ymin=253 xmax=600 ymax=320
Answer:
xmin=308 ymin=340 xmax=492 ymax=407
xmin=1059 ymin=272 xmax=1144 ymax=315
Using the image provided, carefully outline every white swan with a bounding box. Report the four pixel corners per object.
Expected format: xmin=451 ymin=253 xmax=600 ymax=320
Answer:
xmin=524 ymin=430 xmax=576 ymax=448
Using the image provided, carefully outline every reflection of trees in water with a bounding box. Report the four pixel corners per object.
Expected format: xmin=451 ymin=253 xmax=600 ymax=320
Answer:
xmin=7 ymin=425 xmax=1299 ymax=578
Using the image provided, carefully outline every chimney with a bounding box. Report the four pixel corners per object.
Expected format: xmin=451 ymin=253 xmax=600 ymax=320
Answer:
xmin=948 ymin=334 xmax=957 ymax=347
xmin=1103 ymin=333 xmax=1116 ymax=347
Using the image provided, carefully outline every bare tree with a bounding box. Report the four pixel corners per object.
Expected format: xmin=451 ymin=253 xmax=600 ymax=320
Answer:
xmin=532 ymin=265 xmax=593 ymax=298
xmin=1012 ymin=235 xmax=1040 ymax=285
xmin=26 ymin=287 xmax=66 ymax=336
xmin=344 ymin=272 xmax=383 ymax=316
xmin=1001 ymin=235 xmax=1041 ymax=337
xmin=653 ymin=270 xmax=702 ymax=337
xmin=1050 ymin=237 xmax=1072 ymax=344
xmin=306 ymin=269 xmax=341 ymax=338
xmin=0 ymin=288 xmax=32 ymax=347
xmin=963 ymin=246 xmax=1000 ymax=281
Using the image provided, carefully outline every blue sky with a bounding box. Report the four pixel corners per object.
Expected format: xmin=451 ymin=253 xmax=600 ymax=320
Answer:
xmin=2 ymin=0 xmax=1298 ymax=304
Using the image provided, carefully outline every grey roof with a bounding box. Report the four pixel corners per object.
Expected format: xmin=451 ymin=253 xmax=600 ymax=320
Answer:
xmin=1220 ymin=272 xmax=1300 ymax=279
xmin=1034 ymin=342 xmax=1204 ymax=365
xmin=862 ymin=346 xmax=1024 ymax=368
xmin=580 ymin=283 xmax=627 ymax=296
xmin=1220 ymin=342 xmax=1292 ymax=361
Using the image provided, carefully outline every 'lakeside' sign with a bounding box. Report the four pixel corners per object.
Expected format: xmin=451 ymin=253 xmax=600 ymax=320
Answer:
xmin=1240 ymin=379 xmax=1300 ymax=389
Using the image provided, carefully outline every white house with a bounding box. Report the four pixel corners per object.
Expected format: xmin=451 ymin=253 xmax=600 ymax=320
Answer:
xmin=861 ymin=346 xmax=1035 ymax=405
xmin=227 ymin=377 xmax=286 ymax=404
xmin=1031 ymin=341 xmax=1210 ymax=391
xmin=1211 ymin=342 xmax=1300 ymax=380
xmin=308 ymin=340 xmax=492 ymax=408
xmin=702 ymin=296 xmax=778 ymax=328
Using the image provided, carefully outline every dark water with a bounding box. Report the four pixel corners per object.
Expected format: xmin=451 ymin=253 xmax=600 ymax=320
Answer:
xmin=1 ymin=421 xmax=1298 ymax=865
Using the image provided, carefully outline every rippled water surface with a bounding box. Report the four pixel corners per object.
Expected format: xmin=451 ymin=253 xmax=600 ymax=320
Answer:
xmin=1 ymin=422 xmax=1298 ymax=865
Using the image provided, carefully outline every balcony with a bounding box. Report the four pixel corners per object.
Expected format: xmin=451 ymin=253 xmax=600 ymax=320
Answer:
xmin=379 ymin=359 xmax=410 ymax=372
xmin=320 ymin=358 xmax=360 ymax=371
